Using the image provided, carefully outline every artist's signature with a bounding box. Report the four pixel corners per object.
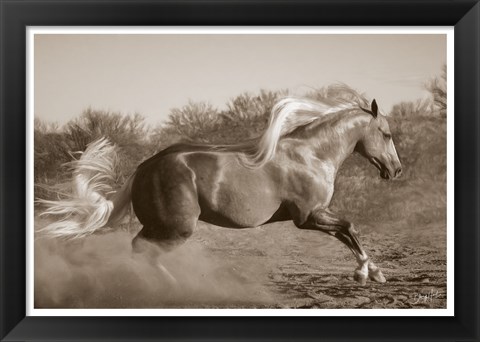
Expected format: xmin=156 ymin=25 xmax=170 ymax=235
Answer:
xmin=412 ymin=289 xmax=440 ymax=304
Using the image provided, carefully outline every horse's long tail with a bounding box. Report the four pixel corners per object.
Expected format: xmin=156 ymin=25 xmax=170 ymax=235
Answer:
xmin=37 ymin=138 xmax=135 ymax=239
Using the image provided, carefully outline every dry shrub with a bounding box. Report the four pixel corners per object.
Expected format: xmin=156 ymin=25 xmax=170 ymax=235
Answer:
xmin=425 ymin=64 xmax=447 ymax=117
xmin=34 ymin=110 xmax=150 ymax=200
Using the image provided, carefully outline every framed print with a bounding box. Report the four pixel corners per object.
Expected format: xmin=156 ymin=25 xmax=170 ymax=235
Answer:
xmin=29 ymin=26 xmax=454 ymax=314
xmin=1 ymin=1 xmax=479 ymax=341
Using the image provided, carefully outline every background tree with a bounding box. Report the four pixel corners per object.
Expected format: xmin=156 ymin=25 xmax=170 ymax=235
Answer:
xmin=425 ymin=64 xmax=447 ymax=117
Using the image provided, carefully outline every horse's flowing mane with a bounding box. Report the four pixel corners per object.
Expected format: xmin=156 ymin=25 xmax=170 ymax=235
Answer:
xmin=216 ymin=84 xmax=372 ymax=168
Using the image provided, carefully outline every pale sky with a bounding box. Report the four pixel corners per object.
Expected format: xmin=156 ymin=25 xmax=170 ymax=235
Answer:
xmin=34 ymin=34 xmax=446 ymax=126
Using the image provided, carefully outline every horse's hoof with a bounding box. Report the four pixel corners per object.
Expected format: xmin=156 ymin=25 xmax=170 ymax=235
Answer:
xmin=353 ymin=270 xmax=368 ymax=286
xmin=369 ymin=268 xmax=386 ymax=283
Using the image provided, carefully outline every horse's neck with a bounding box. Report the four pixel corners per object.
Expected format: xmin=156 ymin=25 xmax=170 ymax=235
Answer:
xmin=287 ymin=111 xmax=371 ymax=171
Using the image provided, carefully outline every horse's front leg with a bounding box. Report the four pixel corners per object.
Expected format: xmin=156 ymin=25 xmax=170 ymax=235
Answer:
xmin=296 ymin=208 xmax=386 ymax=285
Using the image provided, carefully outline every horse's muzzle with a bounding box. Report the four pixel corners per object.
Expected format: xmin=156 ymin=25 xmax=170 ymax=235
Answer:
xmin=380 ymin=168 xmax=390 ymax=179
xmin=370 ymin=157 xmax=389 ymax=179
xmin=382 ymin=166 xmax=402 ymax=180
xmin=370 ymin=157 xmax=402 ymax=180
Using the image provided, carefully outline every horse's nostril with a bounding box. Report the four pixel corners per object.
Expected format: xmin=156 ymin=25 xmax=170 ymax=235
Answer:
xmin=395 ymin=168 xmax=402 ymax=177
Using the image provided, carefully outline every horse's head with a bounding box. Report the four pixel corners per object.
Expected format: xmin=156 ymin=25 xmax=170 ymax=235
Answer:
xmin=356 ymin=99 xmax=402 ymax=180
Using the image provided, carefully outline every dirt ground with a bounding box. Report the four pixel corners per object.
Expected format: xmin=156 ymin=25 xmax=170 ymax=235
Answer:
xmin=35 ymin=214 xmax=447 ymax=309
xmin=183 ymin=219 xmax=447 ymax=309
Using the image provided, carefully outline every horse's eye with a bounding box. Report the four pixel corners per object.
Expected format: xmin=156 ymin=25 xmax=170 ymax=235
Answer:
xmin=383 ymin=133 xmax=392 ymax=139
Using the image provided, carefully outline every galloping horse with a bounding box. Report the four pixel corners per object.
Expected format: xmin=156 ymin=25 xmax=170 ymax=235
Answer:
xmin=39 ymin=85 xmax=402 ymax=285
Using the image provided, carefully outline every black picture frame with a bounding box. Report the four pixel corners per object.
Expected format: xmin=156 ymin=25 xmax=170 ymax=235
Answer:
xmin=1 ymin=0 xmax=479 ymax=341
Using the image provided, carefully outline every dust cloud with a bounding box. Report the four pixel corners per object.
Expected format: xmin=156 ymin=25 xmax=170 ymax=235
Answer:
xmin=34 ymin=228 xmax=274 ymax=308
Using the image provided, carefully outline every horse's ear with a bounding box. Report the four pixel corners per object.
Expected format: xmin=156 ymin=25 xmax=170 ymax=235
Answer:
xmin=371 ymin=99 xmax=378 ymax=118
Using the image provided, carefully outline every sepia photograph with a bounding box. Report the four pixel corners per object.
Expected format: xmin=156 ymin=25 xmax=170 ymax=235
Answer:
xmin=31 ymin=28 xmax=452 ymax=313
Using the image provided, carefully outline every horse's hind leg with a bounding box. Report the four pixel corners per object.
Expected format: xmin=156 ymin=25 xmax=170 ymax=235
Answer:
xmin=131 ymin=195 xmax=200 ymax=284
xmin=131 ymin=221 xmax=197 ymax=285
xmin=132 ymin=230 xmax=180 ymax=284
xmin=296 ymin=208 xmax=385 ymax=285
xmin=132 ymin=220 xmax=197 ymax=253
xmin=130 ymin=156 xmax=201 ymax=283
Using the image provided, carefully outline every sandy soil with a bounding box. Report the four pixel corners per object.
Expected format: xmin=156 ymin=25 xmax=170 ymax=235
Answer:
xmin=34 ymin=214 xmax=446 ymax=309
xmin=184 ymin=219 xmax=447 ymax=309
